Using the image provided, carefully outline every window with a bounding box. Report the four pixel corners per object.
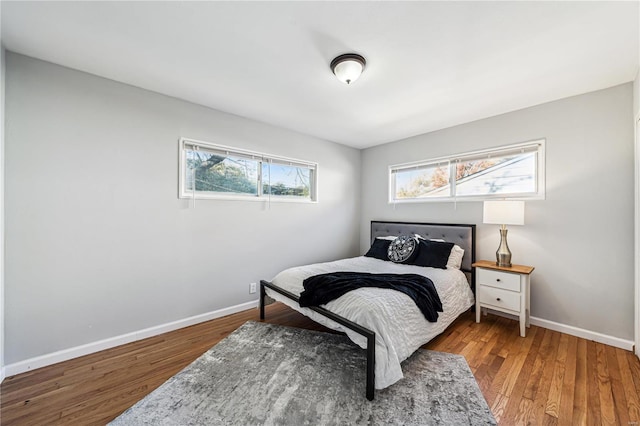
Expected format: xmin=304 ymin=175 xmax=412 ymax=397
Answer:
xmin=389 ymin=140 xmax=545 ymax=202
xmin=179 ymin=138 xmax=317 ymax=202
xmin=262 ymin=161 xmax=313 ymax=198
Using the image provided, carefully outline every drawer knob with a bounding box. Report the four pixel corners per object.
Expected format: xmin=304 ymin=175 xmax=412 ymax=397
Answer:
xmin=496 ymin=279 xmax=501 ymax=282
xmin=496 ymin=298 xmax=501 ymax=301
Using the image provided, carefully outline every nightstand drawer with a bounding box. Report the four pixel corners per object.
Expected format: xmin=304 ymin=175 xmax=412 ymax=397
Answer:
xmin=477 ymin=268 xmax=520 ymax=292
xmin=479 ymin=286 xmax=520 ymax=312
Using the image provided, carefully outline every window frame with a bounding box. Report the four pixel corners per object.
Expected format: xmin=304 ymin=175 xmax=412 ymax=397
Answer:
xmin=388 ymin=139 xmax=545 ymax=203
xmin=179 ymin=138 xmax=318 ymax=203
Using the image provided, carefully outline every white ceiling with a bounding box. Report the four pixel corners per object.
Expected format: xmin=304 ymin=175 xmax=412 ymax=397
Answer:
xmin=2 ymin=1 xmax=639 ymax=149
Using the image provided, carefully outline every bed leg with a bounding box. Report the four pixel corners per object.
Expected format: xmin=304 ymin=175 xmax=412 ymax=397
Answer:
xmin=259 ymin=281 xmax=266 ymax=320
xmin=366 ymin=333 xmax=375 ymax=401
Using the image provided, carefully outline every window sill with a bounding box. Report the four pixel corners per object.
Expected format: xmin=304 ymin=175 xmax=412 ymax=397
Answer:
xmin=179 ymin=194 xmax=317 ymax=204
xmin=389 ymin=194 xmax=545 ymax=204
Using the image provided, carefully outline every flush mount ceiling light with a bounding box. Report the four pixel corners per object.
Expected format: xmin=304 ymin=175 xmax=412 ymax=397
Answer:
xmin=330 ymin=53 xmax=366 ymax=85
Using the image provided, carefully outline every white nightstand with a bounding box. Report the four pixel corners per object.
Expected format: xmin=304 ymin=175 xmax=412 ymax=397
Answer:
xmin=473 ymin=260 xmax=535 ymax=337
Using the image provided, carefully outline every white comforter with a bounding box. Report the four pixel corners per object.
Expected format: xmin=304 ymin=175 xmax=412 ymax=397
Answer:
xmin=266 ymin=256 xmax=475 ymax=389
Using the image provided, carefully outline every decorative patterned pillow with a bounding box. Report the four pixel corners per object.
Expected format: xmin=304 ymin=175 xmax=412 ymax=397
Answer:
xmin=387 ymin=235 xmax=418 ymax=263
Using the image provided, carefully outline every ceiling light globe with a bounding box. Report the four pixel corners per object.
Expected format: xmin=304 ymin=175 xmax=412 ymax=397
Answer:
xmin=334 ymin=60 xmax=363 ymax=84
xmin=330 ymin=53 xmax=366 ymax=85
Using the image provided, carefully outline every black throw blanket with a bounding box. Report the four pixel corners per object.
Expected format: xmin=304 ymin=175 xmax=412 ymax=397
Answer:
xmin=299 ymin=272 xmax=443 ymax=322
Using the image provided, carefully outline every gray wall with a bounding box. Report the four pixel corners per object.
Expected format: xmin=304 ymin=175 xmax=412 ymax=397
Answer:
xmin=635 ymin=71 xmax=639 ymax=118
xmin=4 ymin=53 xmax=361 ymax=364
xmin=1 ymin=43 xmax=5 ymax=375
xmin=361 ymin=84 xmax=635 ymax=340
xmin=634 ymin=70 xmax=639 ymax=353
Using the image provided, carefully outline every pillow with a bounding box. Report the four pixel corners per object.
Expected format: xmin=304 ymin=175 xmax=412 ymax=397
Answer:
xmin=447 ymin=245 xmax=465 ymax=269
xmin=414 ymin=235 xmax=465 ymax=269
xmin=364 ymin=238 xmax=392 ymax=261
xmin=387 ymin=235 xmax=418 ymax=263
xmin=411 ymin=239 xmax=455 ymax=269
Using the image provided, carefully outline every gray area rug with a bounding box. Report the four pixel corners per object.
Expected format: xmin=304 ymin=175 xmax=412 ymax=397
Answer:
xmin=110 ymin=321 xmax=495 ymax=425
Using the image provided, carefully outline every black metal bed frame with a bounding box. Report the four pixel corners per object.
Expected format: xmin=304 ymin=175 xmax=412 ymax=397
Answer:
xmin=259 ymin=221 xmax=476 ymax=401
xmin=259 ymin=280 xmax=376 ymax=400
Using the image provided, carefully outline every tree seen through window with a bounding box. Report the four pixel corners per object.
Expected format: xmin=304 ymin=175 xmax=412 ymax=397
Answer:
xmin=186 ymin=151 xmax=311 ymax=197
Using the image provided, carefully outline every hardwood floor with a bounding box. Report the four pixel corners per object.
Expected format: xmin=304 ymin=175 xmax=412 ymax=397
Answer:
xmin=1 ymin=303 xmax=639 ymax=425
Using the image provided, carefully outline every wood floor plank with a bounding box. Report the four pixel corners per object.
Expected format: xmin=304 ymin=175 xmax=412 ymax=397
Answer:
xmin=628 ymin=351 xmax=640 ymax=401
xmin=490 ymin=392 xmax=509 ymax=424
xmin=525 ymin=330 xmax=560 ymax=424
xmin=572 ymin=338 xmax=588 ymax=426
xmin=604 ymin=344 xmax=629 ymax=426
xmin=2 ymin=305 xmax=639 ymax=425
xmin=596 ymin=343 xmax=617 ymax=425
xmin=523 ymin=327 xmax=553 ymax=400
xmin=617 ymin=349 xmax=640 ymax=423
xmin=586 ymin=340 xmax=602 ymax=425
xmin=545 ymin=333 xmax=569 ymax=418
xmin=513 ymin=397 xmax=535 ymax=426
xmin=543 ymin=413 xmax=559 ymax=425
xmin=557 ymin=334 xmax=577 ymax=426
xmin=459 ymin=340 xmax=479 ymax=366
xmin=467 ymin=319 xmax=502 ymax=371
xmin=474 ymin=352 xmax=505 ymax=407
xmin=496 ymin=317 xmax=520 ymax=359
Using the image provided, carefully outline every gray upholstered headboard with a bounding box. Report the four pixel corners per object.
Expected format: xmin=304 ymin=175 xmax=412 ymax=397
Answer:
xmin=370 ymin=221 xmax=476 ymax=274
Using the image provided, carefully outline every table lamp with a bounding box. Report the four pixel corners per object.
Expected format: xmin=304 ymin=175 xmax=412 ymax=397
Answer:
xmin=483 ymin=200 xmax=525 ymax=267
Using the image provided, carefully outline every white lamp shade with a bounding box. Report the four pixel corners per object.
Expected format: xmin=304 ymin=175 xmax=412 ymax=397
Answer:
xmin=333 ymin=59 xmax=364 ymax=84
xmin=483 ymin=200 xmax=525 ymax=225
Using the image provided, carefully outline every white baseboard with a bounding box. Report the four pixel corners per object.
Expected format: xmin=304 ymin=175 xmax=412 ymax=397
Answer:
xmin=0 ymin=367 xmax=5 ymax=383
xmin=4 ymin=300 xmax=259 ymax=377
xmin=485 ymin=309 xmax=635 ymax=351
xmin=530 ymin=316 xmax=634 ymax=351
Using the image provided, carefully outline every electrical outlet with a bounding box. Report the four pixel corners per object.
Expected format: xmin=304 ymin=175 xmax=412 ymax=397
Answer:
xmin=249 ymin=282 xmax=257 ymax=294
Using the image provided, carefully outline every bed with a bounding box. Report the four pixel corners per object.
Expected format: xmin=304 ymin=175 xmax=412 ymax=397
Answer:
xmin=259 ymin=221 xmax=476 ymax=400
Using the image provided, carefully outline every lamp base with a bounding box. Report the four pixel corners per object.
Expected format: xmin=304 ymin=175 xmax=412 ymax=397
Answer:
xmin=496 ymin=227 xmax=512 ymax=267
